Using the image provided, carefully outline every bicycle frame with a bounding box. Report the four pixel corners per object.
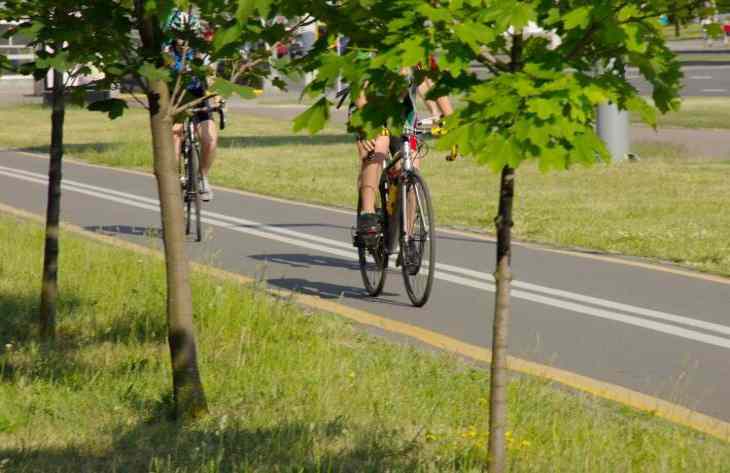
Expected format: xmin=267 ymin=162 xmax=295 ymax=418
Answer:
xmin=380 ymin=83 xmax=426 ymax=254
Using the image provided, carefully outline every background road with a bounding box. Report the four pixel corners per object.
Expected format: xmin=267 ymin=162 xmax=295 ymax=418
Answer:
xmin=630 ymin=65 xmax=730 ymax=97
xmin=1 ymin=150 xmax=729 ymax=423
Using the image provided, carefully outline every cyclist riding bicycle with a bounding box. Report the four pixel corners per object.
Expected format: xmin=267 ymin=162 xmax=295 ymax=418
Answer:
xmin=346 ymin=68 xmax=420 ymax=249
xmin=165 ymin=9 xmax=219 ymax=202
xmin=343 ymin=54 xmax=449 ymax=248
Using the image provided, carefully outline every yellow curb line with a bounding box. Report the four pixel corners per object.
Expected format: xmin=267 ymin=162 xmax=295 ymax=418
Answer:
xmin=2 ymin=202 xmax=729 ymax=443
xmin=9 ymin=149 xmax=730 ymax=286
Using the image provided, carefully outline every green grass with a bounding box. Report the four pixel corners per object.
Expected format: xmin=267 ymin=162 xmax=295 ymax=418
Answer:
xmin=2 ymin=213 xmax=730 ymax=472
xmin=663 ymin=23 xmax=704 ymax=40
xmin=640 ymin=97 xmax=730 ymax=129
xmin=1 ymin=103 xmax=729 ymax=278
xmin=677 ymin=53 xmax=730 ymax=62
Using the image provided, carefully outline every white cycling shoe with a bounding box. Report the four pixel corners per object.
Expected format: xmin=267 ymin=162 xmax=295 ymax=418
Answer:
xmin=200 ymin=175 xmax=214 ymax=202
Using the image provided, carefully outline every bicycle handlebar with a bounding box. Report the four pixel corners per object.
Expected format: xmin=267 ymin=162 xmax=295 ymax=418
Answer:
xmin=188 ymin=99 xmax=226 ymax=130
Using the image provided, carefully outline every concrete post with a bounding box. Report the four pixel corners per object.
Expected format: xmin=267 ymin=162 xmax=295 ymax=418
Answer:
xmin=596 ymin=102 xmax=630 ymax=162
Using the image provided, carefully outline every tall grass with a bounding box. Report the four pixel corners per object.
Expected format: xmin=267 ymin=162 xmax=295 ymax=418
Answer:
xmin=1 ymin=214 xmax=730 ymax=472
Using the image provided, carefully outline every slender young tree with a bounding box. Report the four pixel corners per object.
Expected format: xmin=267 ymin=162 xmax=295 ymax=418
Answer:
xmin=4 ymin=0 xmax=297 ymax=417
xmin=1 ymin=1 xmax=130 ymax=341
xmin=294 ymin=1 xmax=702 ymax=470
xmin=39 ymin=66 xmax=65 ymax=341
xmin=88 ymin=0 xmax=305 ymax=419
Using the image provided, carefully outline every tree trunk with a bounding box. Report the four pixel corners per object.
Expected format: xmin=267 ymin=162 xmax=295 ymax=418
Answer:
xmin=147 ymin=80 xmax=208 ymax=420
xmin=39 ymin=68 xmax=65 ymax=341
xmin=136 ymin=5 xmax=207 ymax=420
xmin=487 ymin=165 xmax=515 ymax=473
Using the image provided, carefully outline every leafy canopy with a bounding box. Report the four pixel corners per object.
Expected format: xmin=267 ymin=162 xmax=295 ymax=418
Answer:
xmin=296 ymin=0 xmax=704 ymax=172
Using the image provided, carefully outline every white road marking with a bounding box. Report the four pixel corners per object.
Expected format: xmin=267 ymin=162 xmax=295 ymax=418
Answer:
xmin=690 ymin=75 xmax=713 ymax=80
xmin=701 ymin=88 xmax=728 ymax=93
xmin=3 ymin=165 xmax=730 ymax=350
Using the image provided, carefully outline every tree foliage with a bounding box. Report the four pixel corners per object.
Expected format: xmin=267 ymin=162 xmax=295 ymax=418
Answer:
xmin=297 ymin=0 xmax=704 ymax=172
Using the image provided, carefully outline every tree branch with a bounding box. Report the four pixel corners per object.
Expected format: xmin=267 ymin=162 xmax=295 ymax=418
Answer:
xmin=170 ymin=43 xmax=190 ymax=111
xmin=171 ymin=92 xmax=217 ymax=116
xmin=476 ymin=51 xmax=508 ymax=75
xmin=230 ymin=57 xmax=265 ymax=83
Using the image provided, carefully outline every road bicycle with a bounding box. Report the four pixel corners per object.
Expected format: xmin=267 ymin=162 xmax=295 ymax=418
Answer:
xmin=179 ymin=100 xmax=225 ymax=242
xmin=350 ymin=89 xmax=437 ymax=307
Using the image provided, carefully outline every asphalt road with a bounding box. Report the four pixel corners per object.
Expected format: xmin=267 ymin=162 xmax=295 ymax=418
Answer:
xmin=1 ymin=150 xmax=730 ymax=423
xmin=629 ymin=64 xmax=730 ymax=97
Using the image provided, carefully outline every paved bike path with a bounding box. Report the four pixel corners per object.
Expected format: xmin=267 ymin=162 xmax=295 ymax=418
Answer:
xmin=2 ymin=149 xmax=730 ymax=422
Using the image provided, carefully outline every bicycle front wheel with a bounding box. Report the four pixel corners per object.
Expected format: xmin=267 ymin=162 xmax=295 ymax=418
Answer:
xmin=186 ymin=144 xmax=203 ymax=242
xmin=400 ymin=170 xmax=435 ymax=307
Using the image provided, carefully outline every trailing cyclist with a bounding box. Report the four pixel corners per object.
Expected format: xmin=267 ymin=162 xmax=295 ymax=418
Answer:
xmin=165 ymin=8 xmax=220 ymax=202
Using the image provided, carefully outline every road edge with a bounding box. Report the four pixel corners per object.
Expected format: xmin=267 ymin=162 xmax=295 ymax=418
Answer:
xmin=2 ymin=201 xmax=728 ymax=443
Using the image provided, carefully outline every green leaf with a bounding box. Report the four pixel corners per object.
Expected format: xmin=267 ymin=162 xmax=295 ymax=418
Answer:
xmin=10 ymin=21 xmax=43 ymax=41
xmin=36 ymin=52 xmax=70 ymax=73
xmin=68 ymin=88 xmax=87 ymax=108
xmin=582 ymin=84 xmax=608 ymax=104
xmin=528 ymin=98 xmax=561 ymax=120
xmin=210 ymin=77 xmax=255 ymax=99
xmin=397 ymin=37 xmax=426 ymax=67
xmin=622 ymin=24 xmax=648 ymax=54
xmin=87 ymin=98 xmax=129 ymax=120
xmin=213 ymin=23 xmax=243 ymax=52
xmin=138 ymin=62 xmax=170 ymax=83
xmin=453 ymin=21 xmax=495 ymax=53
xmin=416 ymin=4 xmax=451 ymax=23
xmin=293 ymin=97 xmax=330 ymax=135
xmin=706 ymin=23 xmax=723 ymax=39
xmin=236 ymin=0 xmax=256 ymax=21
xmin=316 ymin=53 xmax=344 ymax=83
xmin=563 ymin=6 xmax=591 ymax=30
xmin=626 ymin=96 xmax=656 ymax=128
xmin=507 ymin=3 xmax=536 ymax=30
xmin=538 ymin=146 xmax=568 ymax=172
xmin=572 ymin=130 xmax=607 ymax=164
xmin=478 ymin=134 xmax=523 ymax=171
xmin=255 ymin=0 xmax=272 ymax=18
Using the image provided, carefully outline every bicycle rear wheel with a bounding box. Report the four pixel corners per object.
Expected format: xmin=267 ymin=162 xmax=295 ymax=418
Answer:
xmin=400 ymin=170 xmax=435 ymax=307
xmin=356 ymin=191 xmax=388 ymax=297
xmin=185 ymin=144 xmax=203 ymax=242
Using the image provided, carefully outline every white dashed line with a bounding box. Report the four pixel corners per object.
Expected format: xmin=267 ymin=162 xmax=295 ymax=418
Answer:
xmin=4 ymin=165 xmax=730 ymax=350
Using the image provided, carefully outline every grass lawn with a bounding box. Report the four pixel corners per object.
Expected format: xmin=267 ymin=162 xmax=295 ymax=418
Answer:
xmin=2 ymin=213 xmax=730 ymax=472
xmin=677 ymin=54 xmax=730 ymax=62
xmin=663 ymin=23 xmax=704 ymax=41
xmin=0 ymin=103 xmax=728 ymax=279
xmin=639 ymin=97 xmax=730 ymax=129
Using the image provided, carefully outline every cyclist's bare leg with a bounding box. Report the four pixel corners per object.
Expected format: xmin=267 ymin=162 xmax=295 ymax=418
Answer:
xmin=417 ymin=77 xmax=454 ymax=119
xmin=197 ymin=119 xmax=218 ymax=177
xmin=357 ymin=134 xmax=389 ymax=214
xmin=417 ymin=78 xmax=442 ymax=118
xmin=435 ymin=95 xmax=454 ymax=117
xmin=172 ymin=123 xmax=184 ymax=162
xmin=417 ymin=76 xmax=459 ymax=160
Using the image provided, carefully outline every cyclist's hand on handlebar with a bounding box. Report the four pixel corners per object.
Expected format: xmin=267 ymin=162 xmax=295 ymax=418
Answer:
xmin=358 ymin=138 xmax=376 ymax=153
